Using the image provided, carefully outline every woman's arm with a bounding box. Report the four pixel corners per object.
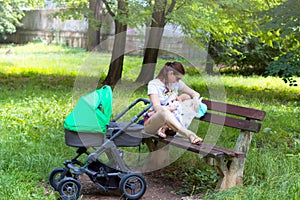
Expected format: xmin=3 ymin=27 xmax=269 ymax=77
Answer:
xmin=149 ymin=94 xmax=163 ymax=112
xmin=149 ymin=94 xmax=176 ymax=112
xmin=180 ymin=84 xmax=200 ymax=111
xmin=181 ymin=84 xmax=200 ymax=99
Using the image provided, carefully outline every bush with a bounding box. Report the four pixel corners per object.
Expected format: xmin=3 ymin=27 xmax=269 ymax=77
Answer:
xmin=266 ymin=49 xmax=300 ymax=86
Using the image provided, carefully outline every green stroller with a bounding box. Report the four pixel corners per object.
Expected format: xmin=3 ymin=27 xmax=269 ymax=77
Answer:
xmin=49 ymin=85 xmax=152 ymax=200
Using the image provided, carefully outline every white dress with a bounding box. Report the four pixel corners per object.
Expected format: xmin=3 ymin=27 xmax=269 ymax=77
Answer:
xmin=147 ymin=78 xmax=195 ymax=128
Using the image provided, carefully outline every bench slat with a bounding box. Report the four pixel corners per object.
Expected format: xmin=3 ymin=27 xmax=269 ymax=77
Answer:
xmin=197 ymin=113 xmax=262 ymax=133
xmin=162 ymin=136 xmax=246 ymax=158
xmin=211 ymin=145 xmax=245 ymax=158
xmin=162 ymin=136 xmax=224 ymax=158
xmin=203 ymin=100 xmax=266 ymax=121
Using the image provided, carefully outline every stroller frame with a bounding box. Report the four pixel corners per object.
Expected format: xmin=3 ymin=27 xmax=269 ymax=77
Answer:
xmin=49 ymin=98 xmax=152 ymax=200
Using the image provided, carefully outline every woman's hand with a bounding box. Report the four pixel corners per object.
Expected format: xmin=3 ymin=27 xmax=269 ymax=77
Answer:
xmin=168 ymin=106 xmax=177 ymax=112
xmin=192 ymin=96 xmax=199 ymax=112
xmin=175 ymin=96 xmax=183 ymax=101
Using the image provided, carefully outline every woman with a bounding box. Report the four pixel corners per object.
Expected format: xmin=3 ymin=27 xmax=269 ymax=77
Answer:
xmin=144 ymin=61 xmax=202 ymax=144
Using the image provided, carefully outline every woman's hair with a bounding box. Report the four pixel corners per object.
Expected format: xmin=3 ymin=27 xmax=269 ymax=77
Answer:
xmin=157 ymin=61 xmax=185 ymax=80
xmin=156 ymin=61 xmax=185 ymax=90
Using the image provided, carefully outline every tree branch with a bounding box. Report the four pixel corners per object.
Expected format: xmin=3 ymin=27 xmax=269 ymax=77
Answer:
xmin=166 ymin=0 xmax=176 ymax=15
xmin=102 ymin=0 xmax=115 ymax=17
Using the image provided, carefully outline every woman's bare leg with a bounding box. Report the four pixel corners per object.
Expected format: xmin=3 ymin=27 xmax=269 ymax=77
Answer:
xmin=144 ymin=108 xmax=202 ymax=144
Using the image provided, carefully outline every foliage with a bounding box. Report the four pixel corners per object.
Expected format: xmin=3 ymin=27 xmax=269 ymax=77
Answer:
xmin=211 ymin=36 xmax=281 ymax=75
xmin=53 ymin=0 xmax=150 ymax=28
xmin=51 ymin=0 xmax=89 ymax=21
xmin=0 ymin=1 xmax=24 ymax=39
xmin=171 ymin=0 xmax=299 ymax=85
xmin=0 ymin=0 xmax=44 ymax=39
xmin=266 ymin=50 xmax=300 ymax=86
xmin=259 ymin=0 xmax=300 ymax=49
xmin=258 ymin=0 xmax=300 ymax=84
xmin=175 ymin=167 xmax=218 ymax=195
xmin=172 ymin=0 xmax=281 ymax=44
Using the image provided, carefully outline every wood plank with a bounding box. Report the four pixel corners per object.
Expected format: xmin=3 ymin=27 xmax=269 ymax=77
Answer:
xmin=197 ymin=113 xmax=262 ymax=133
xmin=143 ymin=134 xmax=246 ymax=159
xmin=212 ymin=145 xmax=245 ymax=158
xmin=163 ymin=136 xmax=224 ymax=158
xmin=163 ymin=136 xmax=245 ymax=158
xmin=202 ymin=100 xmax=266 ymax=121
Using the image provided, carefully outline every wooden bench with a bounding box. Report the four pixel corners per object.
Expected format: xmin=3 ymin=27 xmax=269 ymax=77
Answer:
xmin=143 ymin=99 xmax=266 ymax=190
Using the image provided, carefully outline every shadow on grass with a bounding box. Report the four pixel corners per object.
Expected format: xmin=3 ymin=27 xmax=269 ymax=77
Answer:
xmin=1 ymin=72 xmax=76 ymax=90
xmin=190 ymin=82 xmax=300 ymax=104
xmin=1 ymin=71 xmax=299 ymax=104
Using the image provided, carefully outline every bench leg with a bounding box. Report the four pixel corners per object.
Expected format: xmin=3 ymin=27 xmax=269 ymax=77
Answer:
xmin=210 ymin=130 xmax=253 ymax=190
xmin=233 ymin=130 xmax=254 ymax=187
xmin=142 ymin=138 xmax=170 ymax=171
xmin=213 ymin=157 xmax=243 ymax=190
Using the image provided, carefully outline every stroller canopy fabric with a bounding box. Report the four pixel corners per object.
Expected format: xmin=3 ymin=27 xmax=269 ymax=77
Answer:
xmin=64 ymin=85 xmax=113 ymax=134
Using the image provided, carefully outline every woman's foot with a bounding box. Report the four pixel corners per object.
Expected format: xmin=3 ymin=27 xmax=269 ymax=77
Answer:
xmin=157 ymin=127 xmax=167 ymax=138
xmin=189 ymin=135 xmax=202 ymax=144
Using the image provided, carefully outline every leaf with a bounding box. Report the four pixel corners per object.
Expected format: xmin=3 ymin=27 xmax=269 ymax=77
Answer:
xmin=268 ymin=40 xmax=273 ymax=47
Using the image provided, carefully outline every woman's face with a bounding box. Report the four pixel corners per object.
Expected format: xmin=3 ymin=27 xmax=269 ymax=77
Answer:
xmin=168 ymin=71 xmax=183 ymax=83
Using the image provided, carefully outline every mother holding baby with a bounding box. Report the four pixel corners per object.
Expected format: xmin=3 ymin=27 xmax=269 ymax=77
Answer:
xmin=144 ymin=61 xmax=202 ymax=144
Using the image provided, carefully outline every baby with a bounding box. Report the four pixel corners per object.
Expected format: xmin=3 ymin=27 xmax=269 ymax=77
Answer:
xmin=167 ymin=100 xmax=183 ymax=125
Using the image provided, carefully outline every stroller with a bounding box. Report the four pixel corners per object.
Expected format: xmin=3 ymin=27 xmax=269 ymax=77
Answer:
xmin=49 ymin=85 xmax=152 ymax=200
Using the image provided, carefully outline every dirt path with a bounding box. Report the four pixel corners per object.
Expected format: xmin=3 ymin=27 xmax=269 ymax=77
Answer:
xmin=74 ymin=164 xmax=207 ymax=200
xmin=46 ymin=166 xmax=203 ymax=200
xmin=79 ymin=170 xmax=187 ymax=200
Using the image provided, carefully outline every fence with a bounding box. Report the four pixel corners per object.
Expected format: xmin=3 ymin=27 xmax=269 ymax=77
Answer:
xmin=0 ymin=9 xmax=204 ymax=59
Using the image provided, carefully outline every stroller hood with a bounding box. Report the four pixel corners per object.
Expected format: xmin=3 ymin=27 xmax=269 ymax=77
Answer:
xmin=64 ymin=85 xmax=112 ymax=134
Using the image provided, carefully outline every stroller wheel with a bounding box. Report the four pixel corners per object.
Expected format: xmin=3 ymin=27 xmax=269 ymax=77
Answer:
xmin=49 ymin=167 xmax=72 ymax=190
xmin=119 ymin=173 xmax=147 ymax=200
xmin=57 ymin=177 xmax=81 ymax=200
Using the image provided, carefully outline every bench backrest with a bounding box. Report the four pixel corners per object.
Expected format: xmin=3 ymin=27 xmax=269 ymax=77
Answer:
xmin=198 ymin=100 xmax=266 ymax=133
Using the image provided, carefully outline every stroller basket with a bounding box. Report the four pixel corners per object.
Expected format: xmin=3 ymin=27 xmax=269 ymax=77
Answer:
xmin=64 ymin=129 xmax=105 ymax=147
xmin=64 ymin=122 xmax=144 ymax=147
xmin=106 ymin=122 xmax=144 ymax=147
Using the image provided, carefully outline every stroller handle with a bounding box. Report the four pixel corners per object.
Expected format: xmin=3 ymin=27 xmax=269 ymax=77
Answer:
xmin=86 ymin=98 xmax=152 ymax=163
xmin=112 ymin=98 xmax=151 ymax=122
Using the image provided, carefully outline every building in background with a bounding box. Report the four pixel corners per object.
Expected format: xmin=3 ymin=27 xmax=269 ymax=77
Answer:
xmin=0 ymin=1 xmax=196 ymax=58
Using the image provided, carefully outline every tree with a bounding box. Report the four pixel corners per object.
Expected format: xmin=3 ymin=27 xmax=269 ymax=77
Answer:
xmin=53 ymin=0 xmax=102 ymax=51
xmin=135 ymin=0 xmax=176 ymax=83
xmin=87 ymin=0 xmax=103 ymax=51
xmin=101 ymin=0 xmax=149 ymax=87
xmin=173 ymin=0 xmax=281 ymax=74
xmin=54 ymin=0 xmax=149 ymax=86
xmin=259 ymin=0 xmax=300 ymax=85
xmin=102 ymin=0 xmax=128 ymax=87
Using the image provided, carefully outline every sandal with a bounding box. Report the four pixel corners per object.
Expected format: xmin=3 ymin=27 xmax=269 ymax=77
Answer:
xmin=190 ymin=135 xmax=202 ymax=145
xmin=157 ymin=127 xmax=167 ymax=139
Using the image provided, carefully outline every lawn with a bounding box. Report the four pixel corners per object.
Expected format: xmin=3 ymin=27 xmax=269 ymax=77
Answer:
xmin=0 ymin=43 xmax=299 ymax=199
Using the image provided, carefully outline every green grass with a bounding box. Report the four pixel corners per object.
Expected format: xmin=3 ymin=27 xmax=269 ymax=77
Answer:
xmin=0 ymin=43 xmax=299 ymax=199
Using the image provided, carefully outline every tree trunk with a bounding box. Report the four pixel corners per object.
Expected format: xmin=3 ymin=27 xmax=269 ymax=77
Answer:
xmin=87 ymin=0 xmax=103 ymax=51
xmin=205 ymin=37 xmax=215 ymax=75
xmin=136 ymin=28 xmax=164 ymax=83
xmin=102 ymin=0 xmax=128 ymax=87
xmin=135 ymin=0 xmax=169 ymax=84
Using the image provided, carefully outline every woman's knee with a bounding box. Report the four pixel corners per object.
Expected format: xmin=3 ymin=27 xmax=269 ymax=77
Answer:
xmin=156 ymin=108 xmax=172 ymax=119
